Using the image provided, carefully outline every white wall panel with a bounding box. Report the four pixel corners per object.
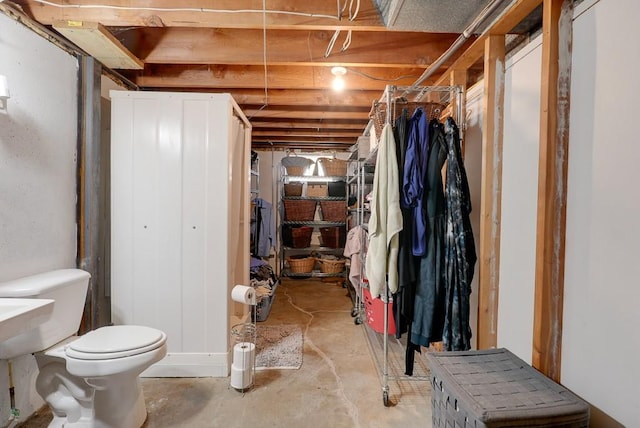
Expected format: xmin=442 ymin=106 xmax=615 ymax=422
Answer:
xmin=463 ymin=83 xmax=484 ymax=349
xmin=497 ymin=37 xmax=542 ymax=364
xmin=111 ymin=91 xmax=250 ymax=377
xmin=562 ymin=0 xmax=640 ymax=425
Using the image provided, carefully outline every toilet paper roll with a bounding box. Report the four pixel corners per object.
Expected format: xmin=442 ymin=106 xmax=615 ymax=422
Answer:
xmin=233 ymin=342 xmax=255 ymax=371
xmin=231 ymin=284 xmax=256 ymax=305
xmin=230 ymin=365 xmax=253 ymax=390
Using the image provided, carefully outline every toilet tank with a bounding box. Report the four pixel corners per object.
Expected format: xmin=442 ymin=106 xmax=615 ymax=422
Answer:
xmin=0 ymin=269 xmax=90 ymax=360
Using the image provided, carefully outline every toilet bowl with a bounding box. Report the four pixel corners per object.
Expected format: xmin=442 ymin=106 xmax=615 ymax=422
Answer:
xmin=36 ymin=325 xmax=167 ymax=428
xmin=0 ymin=269 xmax=168 ymax=428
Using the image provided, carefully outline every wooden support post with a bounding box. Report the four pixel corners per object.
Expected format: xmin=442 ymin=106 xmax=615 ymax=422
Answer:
xmin=532 ymin=0 xmax=573 ymax=382
xmin=478 ymin=35 xmax=505 ymax=350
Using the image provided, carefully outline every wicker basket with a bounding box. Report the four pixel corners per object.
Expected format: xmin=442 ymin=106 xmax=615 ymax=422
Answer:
xmin=282 ymin=156 xmax=313 ymax=176
xmin=284 ymin=182 xmax=303 ymax=196
xmin=285 ymin=166 xmax=305 ymax=176
xmin=319 ymin=201 xmax=346 ymax=222
xmin=307 ymin=183 xmax=328 ymax=197
xmin=317 ymin=158 xmax=347 ymax=176
xmin=317 ymin=258 xmax=346 ymax=274
xmin=282 ymin=226 xmax=313 ymax=248
xmin=284 ymin=200 xmax=316 ymax=221
xmin=320 ymin=226 xmax=346 ymax=248
xmin=288 ymin=256 xmax=316 ymax=273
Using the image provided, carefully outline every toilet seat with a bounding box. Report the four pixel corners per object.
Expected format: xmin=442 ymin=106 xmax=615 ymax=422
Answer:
xmin=65 ymin=325 xmax=166 ymax=360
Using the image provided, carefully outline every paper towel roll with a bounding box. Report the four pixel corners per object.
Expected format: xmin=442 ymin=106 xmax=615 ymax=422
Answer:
xmin=231 ymin=284 xmax=256 ymax=305
xmin=233 ymin=342 xmax=255 ymax=371
xmin=230 ymin=365 xmax=253 ymax=390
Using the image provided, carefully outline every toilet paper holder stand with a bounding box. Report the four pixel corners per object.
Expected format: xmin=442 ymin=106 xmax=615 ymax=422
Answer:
xmin=230 ymin=285 xmax=257 ymax=393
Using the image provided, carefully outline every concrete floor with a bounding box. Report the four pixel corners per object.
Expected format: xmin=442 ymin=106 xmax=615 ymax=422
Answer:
xmin=20 ymin=278 xmax=434 ymax=428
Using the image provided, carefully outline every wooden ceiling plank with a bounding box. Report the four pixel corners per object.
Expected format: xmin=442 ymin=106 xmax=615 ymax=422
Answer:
xmin=251 ymin=121 xmax=365 ymax=130
xmin=245 ymin=109 xmax=368 ymax=120
xmin=122 ymin=28 xmax=464 ymax=68
xmin=52 ymin=20 xmax=143 ymax=69
xmin=252 ymin=130 xmax=361 ymax=138
xmin=14 ymin=0 xmax=385 ymax=30
xmin=126 ymin=65 xmax=432 ymax=91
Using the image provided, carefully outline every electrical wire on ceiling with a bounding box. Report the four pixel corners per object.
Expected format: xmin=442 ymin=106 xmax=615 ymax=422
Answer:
xmin=325 ymin=0 xmax=359 ymax=58
xmin=30 ymin=0 xmax=342 ymax=20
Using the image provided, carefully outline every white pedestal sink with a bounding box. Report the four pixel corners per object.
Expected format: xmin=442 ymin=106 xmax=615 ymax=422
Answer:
xmin=0 ymin=298 xmax=54 ymax=343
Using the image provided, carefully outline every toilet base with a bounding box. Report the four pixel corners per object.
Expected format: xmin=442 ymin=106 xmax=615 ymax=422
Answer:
xmin=88 ymin=374 xmax=147 ymax=428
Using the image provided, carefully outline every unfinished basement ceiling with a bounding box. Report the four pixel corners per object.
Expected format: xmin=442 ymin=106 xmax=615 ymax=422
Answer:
xmin=3 ymin=0 xmax=542 ymax=151
xmin=375 ymin=0 xmax=508 ymax=33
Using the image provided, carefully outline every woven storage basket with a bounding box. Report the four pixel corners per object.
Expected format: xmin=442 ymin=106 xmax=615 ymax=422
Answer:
xmin=317 ymin=258 xmax=346 ymax=274
xmin=284 ymin=182 xmax=303 ymax=196
xmin=285 ymin=165 xmax=305 ymax=176
xmin=291 ymin=226 xmax=313 ymax=248
xmin=320 ymin=226 xmax=346 ymax=248
xmin=317 ymin=158 xmax=347 ymax=176
xmin=282 ymin=155 xmax=313 ymax=176
xmin=320 ymin=201 xmax=346 ymax=222
xmin=288 ymin=256 xmax=316 ymax=273
xmin=284 ymin=200 xmax=316 ymax=221
xmin=307 ymin=183 xmax=328 ymax=197
xmin=426 ymin=348 xmax=590 ymax=428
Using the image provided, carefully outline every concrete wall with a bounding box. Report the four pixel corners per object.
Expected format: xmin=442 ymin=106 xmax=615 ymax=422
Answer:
xmin=0 ymin=12 xmax=79 ymax=427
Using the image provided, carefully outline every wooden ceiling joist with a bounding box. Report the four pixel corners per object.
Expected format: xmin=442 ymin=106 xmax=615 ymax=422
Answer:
xmin=14 ymin=0 xmax=385 ymax=30
xmin=121 ymin=28 xmax=465 ymax=68
xmin=125 ymin=65 xmax=428 ymax=91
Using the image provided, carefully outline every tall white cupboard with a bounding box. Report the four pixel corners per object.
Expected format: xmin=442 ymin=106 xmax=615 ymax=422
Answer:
xmin=110 ymin=91 xmax=252 ymax=377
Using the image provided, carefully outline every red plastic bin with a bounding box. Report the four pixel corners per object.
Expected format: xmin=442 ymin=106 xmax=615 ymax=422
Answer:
xmin=362 ymin=287 xmax=396 ymax=335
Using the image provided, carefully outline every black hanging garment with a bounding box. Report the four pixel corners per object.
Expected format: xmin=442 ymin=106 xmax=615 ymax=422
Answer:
xmin=410 ymin=119 xmax=447 ymax=354
xmin=443 ymin=117 xmax=477 ymax=351
xmin=391 ymin=109 xmax=422 ymax=375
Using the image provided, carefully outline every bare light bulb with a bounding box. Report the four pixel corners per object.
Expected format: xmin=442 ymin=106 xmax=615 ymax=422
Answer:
xmin=330 ymin=66 xmax=347 ymax=92
xmin=332 ymin=76 xmax=345 ymax=92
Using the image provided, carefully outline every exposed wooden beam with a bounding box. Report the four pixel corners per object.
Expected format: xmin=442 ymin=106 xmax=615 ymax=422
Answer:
xmin=434 ymin=0 xmax=543 ymax=85
xmin=118 ymin=28 xmax=465 ymax=68
xmin=244 ymin=106 xmax=368 ymax=120
xmin=53 ymin=20 xmax=143 ymax=69
xmin=532 ymin=0 xmax=572 ymax=382
xmin=478 ymin=34 xmax=505 ymax=350
xmin=14 ymin=0 xmax=385 ymax=30
xmin=251 ymin=120 xmax=366 ymax=130
xmin=252 ymin=129 xmax=361 ymax=138
xmin=124 ymin=65 xmax=426 ymax=91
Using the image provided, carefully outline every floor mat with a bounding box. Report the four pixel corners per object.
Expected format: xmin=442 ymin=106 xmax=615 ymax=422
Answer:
xmin=255 ymin=324 xmax=303 ymax=370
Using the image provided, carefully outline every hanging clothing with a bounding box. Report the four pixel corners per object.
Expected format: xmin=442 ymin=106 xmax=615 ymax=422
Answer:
xmin=252 ymin=198 xmax=276 ymax=258
xmin=401 ymin=108 xmax=430 ymax=257
xmin=443 ymin=117 xmax=477 ymax=351
xmin=410 ymin=119 xmax=447 ymax=349
xmin=343 ymin=225 xmax=367 ymax=289
xmin=365 ymin=123 xmax=403 ymax=298
xmin=393 ymin=108 xmax=417 ymax=338
xmin=392 ymin=108 xmax=422 ymax=375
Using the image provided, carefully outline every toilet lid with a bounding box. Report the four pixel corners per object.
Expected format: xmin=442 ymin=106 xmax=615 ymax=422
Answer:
xmin=65 ymin=325 xmax=166 ymax=360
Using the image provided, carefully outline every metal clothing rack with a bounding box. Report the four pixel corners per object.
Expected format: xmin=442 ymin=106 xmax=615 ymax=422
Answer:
xmin=365 ymin=84 xmax=464 ymax=406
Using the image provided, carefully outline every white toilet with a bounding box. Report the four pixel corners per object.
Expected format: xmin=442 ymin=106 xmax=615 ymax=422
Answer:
xmin=0 ymin=269 xmax=167 ymax=428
